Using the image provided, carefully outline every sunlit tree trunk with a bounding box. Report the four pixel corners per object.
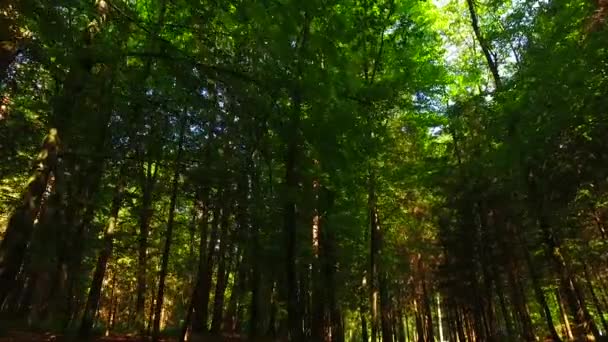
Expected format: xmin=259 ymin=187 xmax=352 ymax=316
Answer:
xmin=556 ymin=288 xmax=574 ymax=340
xmin=583 ymin=261 xmax=608 ymax=334
xmin=79 ymin=179 xmax=124 ymax=338
xmin=465 ymin=0 xmax=501 ymax=89
xmin=0 ymin=129 xmax=59 ymax=306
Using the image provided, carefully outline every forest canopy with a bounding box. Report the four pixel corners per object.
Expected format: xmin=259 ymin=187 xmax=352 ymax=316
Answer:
xmin=1 ymin=0 xmax=608 ymax=341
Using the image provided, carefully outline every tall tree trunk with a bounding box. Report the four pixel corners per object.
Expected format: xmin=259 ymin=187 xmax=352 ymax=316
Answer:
xmin=379 ymin=272 xmax=393 ymax=342
xmin=513 ymin=220 xmax=562 ymax=341
xmin=414 ymin=299 xmax=424 ymax=342
xmin=284 ymin=129 xmax=302 ymax=341
xmin=135 ymin=162 xmax=157 ymax=335
xmin=465 ymin=0 xmax=502 ymax=89
xmin=79 ymin=179 xmax=124 ymax=338
xmin=360 ymin=302 xmax=369 ymax=342
xmin=496 ymin=281 xmax=515 ymax=340
xmin=133 ymin=0 xmax=168 ymax=331
xmin=210 ymin=205 xmax=233 ymax=333
xmin=283 ymin=12 xmax=311 ymax=341
xmin=194 ymin=191 xmax=225 ymax=334
xmin=249 ymin=164 xmax=262 ymax=339
xmin=179 ymin=189 xmax=210 ymax=341
xmin=421 ymin=273 xmax=434 ymax=342
xmin=0 ymin=129 xmax=59 ymax=306
xmin=556 ymin=288 xmax=574 ymax=340
xmin=151 ymin=118 xmax=186 ymax=342
xmin=225 ymin=252 xmax=245 ymax=332
xmin=583 ymin=261 xmax=608 ymax=334
xmin=369 ymin=174 xmax=380 ymax=342
xmin=437 ymin=294 xmax=444 ymax=342
xmin=538 ymin=214 xmax=600 ymax=340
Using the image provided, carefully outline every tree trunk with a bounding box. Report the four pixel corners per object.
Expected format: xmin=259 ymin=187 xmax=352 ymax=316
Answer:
xmin=437 ymin=294 xmax=444 ymax=342
xmin=539 ymin=214 xmax=600 ymax=340
xmin=193 ymin=203 xmax=222 ymax=335
xmin=179 ymin=188 xmax=210 ymax=340
xmin=369 ymin=173 xmax=380 ymax=342
xmin=0 ymin=129 xmax=59 ymax=306
xmin=135 ymin=162 xmax=157 ymax=335
xmin=556 ymin=287 xmax=574 ymax=340
xmin=79 ymin=179 xmax=124 ymax=338
xmin=360 ymin=303 xmax=369 ymax=342
xmin=379 ymin=272 xmax=393 ymax=342
xmin=513 ymin=220 xmax=562 ymax=341
xmin=210 ymin=205 xmax=233 ymax=333
xmin=151 ymin=118 xmax=186 ymax=342
xmin=465 ymin=0 xmax=501 ymax=89
xmin=583 ymin=261 xmax=608 ymax=334
xmin=496 ymin=282 xmax=515 ymax=340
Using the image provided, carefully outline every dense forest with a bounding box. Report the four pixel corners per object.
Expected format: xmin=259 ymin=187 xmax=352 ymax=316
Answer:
xmin=1 ymin=0 xmax=608 ymax=341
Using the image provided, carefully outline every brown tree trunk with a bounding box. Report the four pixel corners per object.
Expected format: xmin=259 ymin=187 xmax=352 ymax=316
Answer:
xmin=0 ymin=129 xmax=59 ymax=306
xmin=79 ymin=179 xmax=124 ymax=338
xmin=583 ymin=261 xmax=608 ymax=334
xmin=210 ymin=205 xmax=234 ymax=333
xmin=538 ymin=214 xmax=600 ymax=340
xmin=496 ymin=281 xmax=515 ymax=340
xmin=369 ymin=173 xmax=380 ymax=342
xmin=360 ymin=303 xmax=369 ymax=342
xmin=192 ymin=193 xmax=223 ymax=334
xmin=511 ymin=219 xmax=561 ymax=341
xmin=465 ymin=0 xmax=502 ymax=89
xmin=151 ymin=118 xmax=186 ymax=342
xmin=135 ymin=161 xmax=157 ymax=335
xmin=414 ymin=299 xmax=424 ymax=342
xmin=556 ymin=287 xmax=574 ymax=340
xmin=179 ymin=188 xmax=209 ymax=340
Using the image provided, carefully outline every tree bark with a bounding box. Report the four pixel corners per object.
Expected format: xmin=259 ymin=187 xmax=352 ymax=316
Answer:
xmin=194 ymin=189 xmax=228 ymax=335
xmin=465 ymin=0 xmax=502 ymax=89
xmin=0 ymin=129 xmax=59 ymax=306
xmin=151 ymin=118 xmax=186 ymax=342
xmin=79 ymin=180 xmax=124 ymax=338
xmin=556 ymin=287 xmax=574 ymax=340
xmin=583 ymin=261 xmax=608 ymax=334
xmin=210 ymin=205 xmax=233 ymax=333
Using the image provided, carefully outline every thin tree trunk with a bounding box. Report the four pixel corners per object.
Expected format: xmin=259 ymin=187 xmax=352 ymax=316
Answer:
xmin=180 ymin=189 xmax=210 ymax=340
xmin=465 ymin=0 xmax=502 ymax=89
xmin=79 ymin=179 xmax=123 ymax=338
xmin=583 ymin=261 xmax=608 ymax=334
xmin=496 ymin=281 xmax=515 ymax=340
xmin=135 ymin=162 xmax=157 ymax=335
xmin=556 ymin=287 xmax=574 ymax=340
xmin=514 ymin=220 xmax=562 ymax=341
xmin=437 ymin=293 xmax=444 ymax=342
xmin=414 ymin=299 xmax=424 ymax=342
xmin=151 ymin=118 xmax=186 ymax=342
xmin=360 ymin=303 xmax=369 ymax=342
xmin=210 ymin=205 xmax=233 ymax=333
xmin=193 ymin=197 xmax=221 ymax=334
xmin=369 ymin=174 xmax=380 ymax=342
